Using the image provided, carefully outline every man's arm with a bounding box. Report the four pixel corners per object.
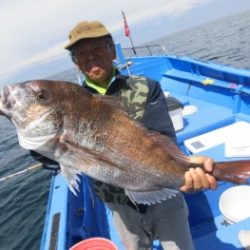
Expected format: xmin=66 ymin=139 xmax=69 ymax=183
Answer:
xmin=141 ymin=78 xmax=217 ymax=192
xmin=141 ymin=79 xmax=177 ymax=142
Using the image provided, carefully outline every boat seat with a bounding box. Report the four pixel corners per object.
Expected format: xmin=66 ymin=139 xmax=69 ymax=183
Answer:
xmin=163 ymin=69 xmax=240 ymax=91
xmin=172 ymin=95 xmax=235 ymax=144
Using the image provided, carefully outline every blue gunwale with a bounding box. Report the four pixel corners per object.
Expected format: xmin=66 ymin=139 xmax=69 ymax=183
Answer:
xmin=40 ymin=45 xmax=250 ymax=250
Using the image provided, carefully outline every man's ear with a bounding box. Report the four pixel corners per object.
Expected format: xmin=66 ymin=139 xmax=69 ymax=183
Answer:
xmin=112 ymin=53 xmax=116 ymax=60
xmin=75 ymin=65 xmax=84 ymax=84
xmin=111 ymin=47 xmax=116 ymax=60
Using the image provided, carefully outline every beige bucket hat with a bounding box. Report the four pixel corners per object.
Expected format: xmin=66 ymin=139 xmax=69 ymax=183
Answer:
xmin=65 ymin=20 xmax=110 ymax=50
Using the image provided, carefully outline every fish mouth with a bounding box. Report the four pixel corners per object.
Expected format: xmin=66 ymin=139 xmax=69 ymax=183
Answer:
xmin=0 ymin=86 xmax=9 ymax=103
xmin=0 ymin=86 xmax=12 ymax=116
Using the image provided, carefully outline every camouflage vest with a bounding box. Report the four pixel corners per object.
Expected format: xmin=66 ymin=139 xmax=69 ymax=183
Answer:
xmin=93 ymin=75 xmax=149 ymax=203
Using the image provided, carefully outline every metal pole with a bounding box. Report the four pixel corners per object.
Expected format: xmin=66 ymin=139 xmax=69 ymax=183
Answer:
xmin=129 ymin=35 xmax=137 ymax=56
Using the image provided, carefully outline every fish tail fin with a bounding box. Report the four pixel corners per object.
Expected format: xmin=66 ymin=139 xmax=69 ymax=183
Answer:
xmin=213 ymin=160 xmax=250 ymax=184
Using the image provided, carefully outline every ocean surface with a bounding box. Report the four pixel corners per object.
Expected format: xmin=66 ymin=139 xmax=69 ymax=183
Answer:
xmin=0 ymin=9 xmax=249 ymax=250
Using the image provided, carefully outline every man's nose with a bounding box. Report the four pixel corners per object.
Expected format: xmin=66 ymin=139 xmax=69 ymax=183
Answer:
xmin=86 ymin=51 xmax=96 ymax=61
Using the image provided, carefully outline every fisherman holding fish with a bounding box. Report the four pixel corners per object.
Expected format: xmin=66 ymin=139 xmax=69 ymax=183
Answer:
xmin=5 ymin=20 xmax=250 ymax=250
xmin=61 ymin=21 xmax=216 ymax=250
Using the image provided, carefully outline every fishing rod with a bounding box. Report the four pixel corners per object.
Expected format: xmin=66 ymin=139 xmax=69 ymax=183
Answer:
xmin=0 ymin=163 xmax=43 ymax=182
xmin=0 ymin=162 xmax=61 ymax=182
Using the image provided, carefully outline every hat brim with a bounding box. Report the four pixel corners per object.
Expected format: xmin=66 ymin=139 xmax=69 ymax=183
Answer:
xmin=65 ymin=31 xmax=110 ymax=50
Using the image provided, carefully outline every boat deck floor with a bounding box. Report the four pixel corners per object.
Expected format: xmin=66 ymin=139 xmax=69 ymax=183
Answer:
xmin=107 ymin=204 xmax=250 ymax=250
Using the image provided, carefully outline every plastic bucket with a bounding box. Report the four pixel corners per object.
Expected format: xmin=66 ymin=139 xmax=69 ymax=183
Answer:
xmin=69 ymin=237 xmax=118 ymax=250
xmin=219 ymin=185 xmax=250 ymax=224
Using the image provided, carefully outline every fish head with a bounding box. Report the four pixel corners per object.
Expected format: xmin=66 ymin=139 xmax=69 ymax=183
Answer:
xmin=0 ymin=80 xmax=77 ymax=150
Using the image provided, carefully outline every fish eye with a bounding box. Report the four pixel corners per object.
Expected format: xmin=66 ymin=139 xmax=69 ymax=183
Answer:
xmin=36 ymin=90 xmax=48 ymax=102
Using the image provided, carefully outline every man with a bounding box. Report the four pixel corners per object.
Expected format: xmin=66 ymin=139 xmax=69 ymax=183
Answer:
xmin=33 ymin=20 xmax=216 ymax=249
xmin=63 ymin=20 xmax=217 ymax=250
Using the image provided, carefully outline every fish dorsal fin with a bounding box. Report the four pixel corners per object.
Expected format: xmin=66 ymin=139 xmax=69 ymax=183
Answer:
xmin=146 ymin=130 xmax=188 ymax=164
xmin=125 ymin=188 xmax=178 ymax=205
xmin=94 ymin=94 xmax=127 ymax=113
xmin=60 ymin=164 xmax=81 ymax=195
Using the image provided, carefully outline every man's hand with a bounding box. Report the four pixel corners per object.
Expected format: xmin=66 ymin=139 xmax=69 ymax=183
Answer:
xmin=180 ymin=156 xmax=217 ymax=193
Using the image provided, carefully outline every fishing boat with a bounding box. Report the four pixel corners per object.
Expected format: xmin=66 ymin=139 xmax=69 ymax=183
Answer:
xmin=40 ymin=44 xmax=250 ymax=250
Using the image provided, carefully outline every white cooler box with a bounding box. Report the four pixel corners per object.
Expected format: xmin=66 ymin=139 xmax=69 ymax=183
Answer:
xmin=184 ymin=121 xmax=250 ymax=157
xmin=166 ymin=96 xmax=184 ymax=132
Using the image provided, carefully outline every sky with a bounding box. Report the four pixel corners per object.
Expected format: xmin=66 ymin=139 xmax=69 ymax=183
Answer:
xmin=1 ymin=0 xmax=250 ymax=85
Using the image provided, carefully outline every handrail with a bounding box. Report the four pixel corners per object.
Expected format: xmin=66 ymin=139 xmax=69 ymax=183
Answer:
xmin=122 ymin=44 xmax=168 ymax=57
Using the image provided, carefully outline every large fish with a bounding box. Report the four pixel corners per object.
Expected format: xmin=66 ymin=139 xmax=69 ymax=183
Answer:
xmin=0 ymin=80 xmax=250 ymax=204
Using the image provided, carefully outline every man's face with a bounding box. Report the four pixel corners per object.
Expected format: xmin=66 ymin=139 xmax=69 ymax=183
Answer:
xmin=72 ymin=38 xmax=115 ymax=85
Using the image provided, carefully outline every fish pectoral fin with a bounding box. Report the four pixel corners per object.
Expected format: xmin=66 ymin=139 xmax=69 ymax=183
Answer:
xmin=60 ymin=164 xmax=81 ymax=195
xmin=62 ymin=138 xmax=124 ymax=171
xmin=125 ymin=188 xmax=178 ymax=205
